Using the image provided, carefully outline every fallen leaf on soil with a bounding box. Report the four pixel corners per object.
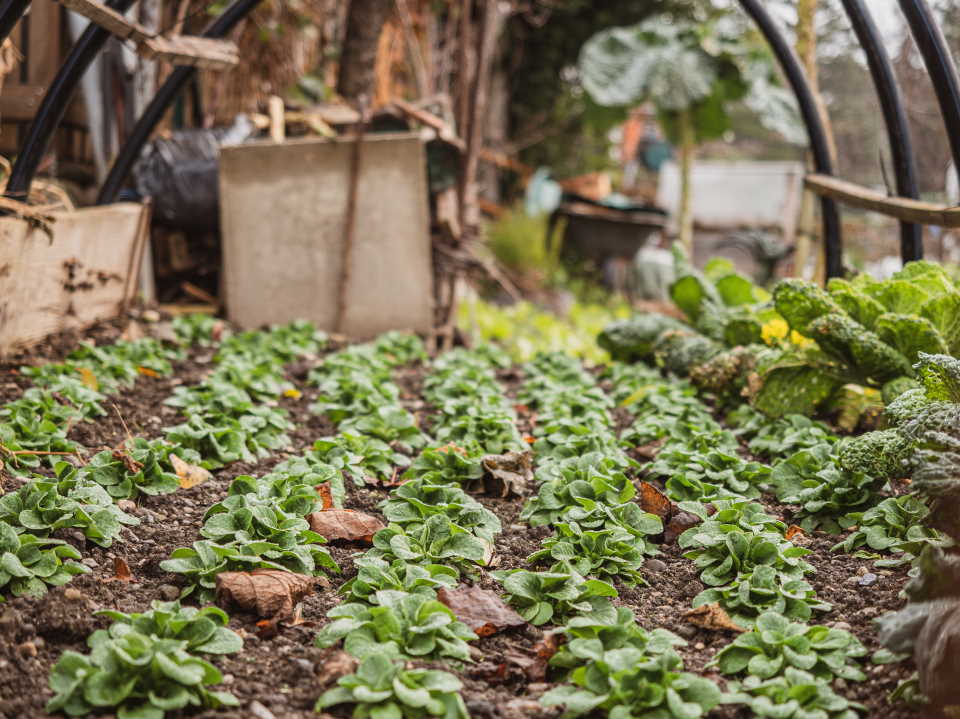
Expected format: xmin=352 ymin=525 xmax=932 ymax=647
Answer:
xmin=315 ymin=483 xmax=334 ymax=510
xmin=683 ymin=603 xmax=747 ymax=633
xmin=316 ymin=649 xmax=357 ymax=687
xmin=471 ymin=661 xmax=511 ymax=684
xmin=437 ymin=443 xmax=468 ymax=456
xmin=216 ymin=569 xmax=315 ymax=626
xmin=785 ymin=525 xmax=806 ymax=542
xmin=137 ymin=366 xmax=161 ymax=378
xmin=528 ymin=631 xmax=564 ymax=681
xmin=283 ymin=388 xmax=302 ymax=399
xmin=663 ymin=510 xmax=701 ymax=544
xmin=635 ymin=438 xmax=666 ymax=460
xmin=307 ymin=509 xmax=384 ymax=543
xmin=112 ymin=448 xmax=144 ymax=475
xmin=639 ymin=482 xmax=701 ymax=544
xmin=104 ymin=557 xmax=134 ymax=583
xmin=211 ymin=320 xmax=225 ymax=342
xmin=437 ymin=584 xmax=526 ymax=636
xmin=480 ymin=450 xmax=533 ymax=497
xmin=639 ymin=481 xmax=673 ymax=519
xmin=170 ymin=454 xmax=211 ymax=489
xmin=77 ymin=367 xmax=99 ymax=391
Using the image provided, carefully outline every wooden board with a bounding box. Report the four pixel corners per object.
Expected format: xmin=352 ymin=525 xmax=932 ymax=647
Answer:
xmin=59 ymin=0 xmax=239 ymax=70
xmin=805 ymin=173 xmax=960 ymax=228
xmin=219 ymin=134 xmax=434 ymax=339
xmin=0 ymin=203 xmax=149 ymax=354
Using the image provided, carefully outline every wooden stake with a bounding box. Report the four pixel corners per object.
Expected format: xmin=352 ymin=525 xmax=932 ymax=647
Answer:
xmin=335 ymin=105 xmax=369 ymax=335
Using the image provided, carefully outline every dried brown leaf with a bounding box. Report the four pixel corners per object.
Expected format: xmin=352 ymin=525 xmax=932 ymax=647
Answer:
xmin=77 ymin=367 xmax=99 ymax=391
xmin=664 ymin=510 xmax=701 ymax=545
xmin=215 ymin=569 xmax=315 ymax=625
xmin=639 ymin=481 xmax=673 ymax=520
xmin=480 ymin=450 xmax=533 ymax=497
xmin=170 ymin=454 xmax=211 ymax=489
xmin=635 ymin=438 xmax=666 ymax=460
xmin=137 ymin=366 xmax=161 ymax=378
xmin=785 ymin=525 xmax=806 ymax=542
xmin=316 ymin=649 xmax=358 ymax=687
xmin=307 ymin=509 xmax=384 ymax=544
xmin=104 ymin=557 xmax=134 ymax=583
xmin=528 ymin=631 xmax=564 ymax=681
xmin=112 ymin=448 xmax=144 ymax=475
xmin=437 ymin=584 xmax=526 ymax=637
xmin=683 ymin=603 xmax=747 ymax=633
xmin=315 ymin=483 xmax=334 ymax=510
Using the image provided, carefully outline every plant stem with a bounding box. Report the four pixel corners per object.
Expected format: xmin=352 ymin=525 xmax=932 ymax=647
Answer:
xmin=678 ymin=107 xmax=696 ymax=256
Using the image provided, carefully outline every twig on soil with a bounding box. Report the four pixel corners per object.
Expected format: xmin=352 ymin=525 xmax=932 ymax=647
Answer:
xmin=111 ymin=402 xmax=135 ymax=443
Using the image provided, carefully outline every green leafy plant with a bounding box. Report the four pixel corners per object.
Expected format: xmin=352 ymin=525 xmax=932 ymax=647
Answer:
xmin=46 ymin=628 xmax=238 ymax=718
xmin=311 ymin=433 xmax=410 ymax=485
xmin=316 ymin=589 xmax=477 ymax=662
xmin=692 ymin=565 xmax=829 ymax=628
xmin=340 ymin=406 xmax=427 ymax=451
xmin=94 ymin=602 xmax=242 ymax=656
xmin=679 ymin=524 xmax=813 ymax=589
xmin=0 ymin=473 xmax=138 ymax=547
xmin=379 ymin=479 xmax=501 ymax=542
xmin=834 ymin=495 xmax=937 ymax=565
xmin=541 ymin=647 xmax=724 ymax=719
xmin=339 ymin=556 xmax=459 ymax=603
xmin=402 ymin=444 xmax=485 ymax=486
xmin=712 ymin=611 xmax=866 ymax=681
xmin=725 ymin=667 xmax=865 ymax=719
xmin=370 ymin=515 xmax=491 ymax=572
xmin=79 ymin=439 xmax=195 ymax=499
xmin=528 ymin=509 xmax=661 ymax=585
xmin=492 ymin=569 xmax=618 ymax=626
xmin=521 ymin=463 xmax=635 ymax=527
xmin=316 ymin=653 xmax=468 ymax=718
xmin=0 ymin=521 xmax=88 ymax=598
xmin=550 ymin=606 xmax=685 ymax=672
xmin=160 ymin=538 xmax=337 ymax=600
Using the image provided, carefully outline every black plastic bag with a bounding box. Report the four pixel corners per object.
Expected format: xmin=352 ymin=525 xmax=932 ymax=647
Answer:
xmin=133 ymin=115 xmax=254 ymax=232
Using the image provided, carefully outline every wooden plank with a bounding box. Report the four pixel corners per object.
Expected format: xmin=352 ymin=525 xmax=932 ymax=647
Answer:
xmin=58 ymin=0 xmax=238 ymax=69
xmin=0 ymin=203 xmax=148 ymax=354
xmin=0 ymin=84 xmax=47 ymax=119
xmin=805 ymin=173 xmax=960 ymax=227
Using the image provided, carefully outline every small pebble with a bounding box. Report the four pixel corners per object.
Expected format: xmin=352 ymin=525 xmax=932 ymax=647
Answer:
xmin=694 ymin=641 xmax=705 ymax=650
xmin=675 ymin=624 xmax=697 ymax=639
xmin=292 ymin=658 xmax=314 ymax=673
xmin=858 ymin=573 xmax=878 ymax=587
xmin=835 ymin=678 xmax=848 ymax=690
xmin=81 ymin=557 xmax=98 ymax=568
xmin=263 ymin=693 xmax=288 ymax=706
xmin=221 ymin=674 xmax=235 ymax=685
xmin=158 ymin=584 xmax=181 ymax=601
xmin=527 ymin=683 xmax=550 ymax=694
xmin=0 ymin=609 xmax=21 ymax=632
xmin=16 ymin=642 xmax=37 ymax=658
xmin=117 ymin=500 xmax=137 ymax=513
xmin=845 ymin=575 xmax=861 ymax=585
xmin=644 ymin=558 xmax=668 ymax=573
xmin=832 ymin=621 xmax=852 ymax=631
xmin=249 ymin=701 xmax=276 ymax=719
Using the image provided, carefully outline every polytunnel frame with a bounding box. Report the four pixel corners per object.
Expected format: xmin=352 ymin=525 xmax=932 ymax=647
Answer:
xmin=0 ymin=0 xmax=958 ymax=280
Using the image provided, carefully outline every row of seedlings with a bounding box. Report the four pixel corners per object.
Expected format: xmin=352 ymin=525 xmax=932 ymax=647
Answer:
xmin=607 ymin=362 xmax=870 ymax=716
xmin=41 ymin=319 xmax=348 ymax=718
xmin=314 ymin=344 xmax=525 ymax=718
xmin=0 ymin=318 xmax=218 ymax=601
xmin=497 ymin=352 xmax=727 ymax=719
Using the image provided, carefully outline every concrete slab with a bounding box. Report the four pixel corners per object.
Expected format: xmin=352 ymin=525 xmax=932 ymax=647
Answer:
xmin=219 ymin=133 xmax=434 ymax=338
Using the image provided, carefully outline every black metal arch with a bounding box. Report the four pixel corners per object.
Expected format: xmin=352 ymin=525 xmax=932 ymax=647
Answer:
xmin=0 ymin=0 xmax=30 ymax=45
xmin=736 ymin=0 xmax=844 ymax=278
xmin=898 ymin=0 xmax=960 ymax=188
xmin=5 ymin=0 xmax=136 ymax=200
xmin=841 ymin=0 xmax=923 ymax=261
xmin=97 ymin=0 xmax=264 ymax=204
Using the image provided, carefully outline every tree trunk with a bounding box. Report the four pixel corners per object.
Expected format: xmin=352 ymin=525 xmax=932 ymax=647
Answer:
xmin=337 ymin=0 xmax=391 ymax=102
xmin=677 ymin=108 xmax=696 ymax=256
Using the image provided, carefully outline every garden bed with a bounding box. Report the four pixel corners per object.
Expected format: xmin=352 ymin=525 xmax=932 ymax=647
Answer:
xmin=0 ymin=315 xmax=921 ymax=719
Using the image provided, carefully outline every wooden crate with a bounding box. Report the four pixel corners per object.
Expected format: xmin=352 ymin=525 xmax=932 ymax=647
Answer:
xmin=0 ymin=202 xmax=149 ymax=353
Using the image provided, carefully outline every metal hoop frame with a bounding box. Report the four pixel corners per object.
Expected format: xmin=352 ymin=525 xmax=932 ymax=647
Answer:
xmin=4 ymin=0 xmax=960 ymax=279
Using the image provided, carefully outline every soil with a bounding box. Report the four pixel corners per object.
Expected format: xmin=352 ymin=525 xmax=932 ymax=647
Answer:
xmin=0 ymin=321 xmax=923 ymax=719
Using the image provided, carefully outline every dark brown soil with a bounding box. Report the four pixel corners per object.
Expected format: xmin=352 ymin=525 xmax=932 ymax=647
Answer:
xmin=0 ymin=322 xmax=924 ymax=719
